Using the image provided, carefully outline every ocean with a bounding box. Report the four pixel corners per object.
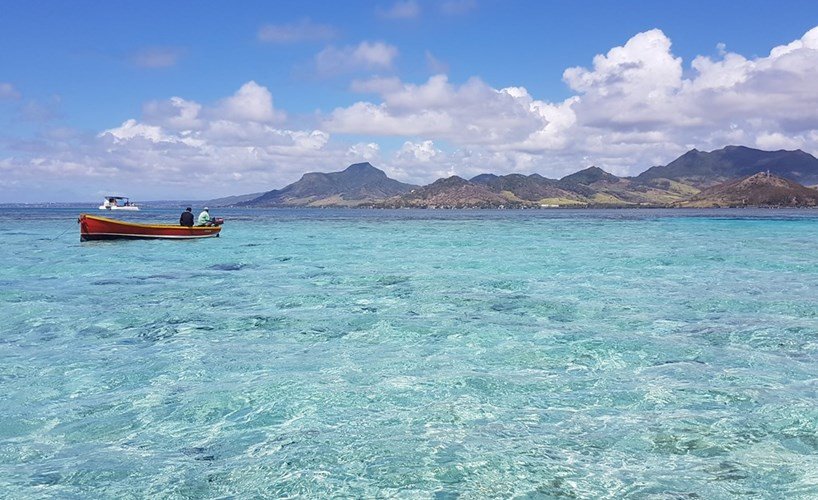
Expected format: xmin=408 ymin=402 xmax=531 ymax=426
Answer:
xmin=2 ymin=207 xmax=818 ymax=498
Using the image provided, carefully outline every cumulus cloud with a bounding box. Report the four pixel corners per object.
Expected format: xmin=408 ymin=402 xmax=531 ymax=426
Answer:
xmin=563 ymin=29 xmax=683 ymax=129
xmin=326 ymin=75 xmax=543 ymax=145
xmin=377 ymin=1 xmax=420 ymax=19
xmin=99 ymin=83 xmax=313 ymax=155
xmin=258 ymin=18 xmax=336 ymax=43
xmin=131 ymin=47 xmax=184 ymax=68
xmin=214 ymin=81 xmax=284 ymax=123
xmin=315 ymin=41 xmax=399 ymax=75
xmin=0 ymin=81 xmax=348 ymax=201
xmin=397 ymin=140 xmax=442 ymax=162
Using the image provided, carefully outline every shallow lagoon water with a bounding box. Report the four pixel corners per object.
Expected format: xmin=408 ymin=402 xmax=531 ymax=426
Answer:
xmin=2 ymin=208 xmax=818 ymax=498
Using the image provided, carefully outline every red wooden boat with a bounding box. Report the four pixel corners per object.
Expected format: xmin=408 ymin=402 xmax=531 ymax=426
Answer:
xmin=78 ymin=214 xmax=222 ymax=241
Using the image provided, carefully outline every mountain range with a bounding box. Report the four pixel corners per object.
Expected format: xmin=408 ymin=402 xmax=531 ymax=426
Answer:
xmin=225 ymin=146 xmax=818 ymax=209
xmin=636 ymin=146 xmax=818 ymax=187
xmin=237 ymin=162 xmax=416 ymax=207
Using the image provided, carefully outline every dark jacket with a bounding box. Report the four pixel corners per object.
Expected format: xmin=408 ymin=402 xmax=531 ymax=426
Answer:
xmin=180 ymin=211 xmax=194 ymax=227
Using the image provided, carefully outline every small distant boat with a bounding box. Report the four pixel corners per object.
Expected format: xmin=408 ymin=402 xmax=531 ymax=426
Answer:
xmin=78 ymin=214 xmax=222 ymax=241
xmin=99 ymin=196 xmax=139 ymax=211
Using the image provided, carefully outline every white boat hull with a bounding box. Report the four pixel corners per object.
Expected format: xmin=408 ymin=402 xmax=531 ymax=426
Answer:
xmin=99 ymin=205 xmax=140 ymax=211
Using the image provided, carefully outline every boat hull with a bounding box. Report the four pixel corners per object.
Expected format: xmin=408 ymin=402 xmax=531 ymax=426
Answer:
xmin=79 ymin=214 xmax=221 ymax=241
xmin=99 ymin=206 xmax=140 ymax=211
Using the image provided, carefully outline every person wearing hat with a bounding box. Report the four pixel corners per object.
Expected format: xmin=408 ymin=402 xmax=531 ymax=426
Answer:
xmin=197 ymin=207 xmax=212 ymax=226
xmin=179 ymin=207 xmax=194 ymax=227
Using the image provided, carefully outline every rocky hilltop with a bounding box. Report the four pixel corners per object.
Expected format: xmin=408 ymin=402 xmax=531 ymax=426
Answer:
xmin=471 ymin=173 xmax=584 ymax=205
xmin=379 ymin=176 xmax=512 ymax=208
xmin=227 ymin=146 xmax=818 ymax=208
xmin=677 ymin=172 xmax=818 ymax=208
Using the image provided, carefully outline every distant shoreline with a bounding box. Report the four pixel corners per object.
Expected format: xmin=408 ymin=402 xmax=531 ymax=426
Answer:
xmin=3 ymin=203 xmax=817 ymax=210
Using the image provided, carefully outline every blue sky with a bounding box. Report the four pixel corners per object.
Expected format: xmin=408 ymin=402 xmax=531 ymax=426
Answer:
xmin=2 ymin=0 xmax=818 ymax=201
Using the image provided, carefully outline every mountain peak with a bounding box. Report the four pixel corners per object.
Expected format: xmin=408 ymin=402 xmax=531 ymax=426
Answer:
xmin=241 ymin=162 xmax=415 ymax=207
xmin=343 ymin=162 xmax=386 ymax=177
xmin=430 ymin=176 xmax=469 ymax=188
xmin=560 ymin=166 xmax=619 ymax=185
xmin=344 ymin=161 xmax=377 ymax=171
xmin=739 ymin=171 xmax=797 ymax=188
xmin=679 ymin=148 xmax=704 ymax=158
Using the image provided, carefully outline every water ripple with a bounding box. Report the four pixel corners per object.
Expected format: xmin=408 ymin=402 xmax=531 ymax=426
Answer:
xmin=2 ymin=208 xmax=818 ymax=497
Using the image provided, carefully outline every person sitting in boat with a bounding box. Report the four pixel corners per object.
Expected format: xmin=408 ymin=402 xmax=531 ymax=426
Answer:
xmin=197 ymin=207 xmax=213 ymax=226
xmin=180 ymin=207 xmax=194 ymax=227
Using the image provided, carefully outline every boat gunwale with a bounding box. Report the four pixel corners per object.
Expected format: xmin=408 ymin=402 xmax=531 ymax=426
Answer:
xmin=80 ymin=213 xmax=221 ymax=231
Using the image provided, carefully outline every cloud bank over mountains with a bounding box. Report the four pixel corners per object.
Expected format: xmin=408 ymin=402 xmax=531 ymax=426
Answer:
xmin=2 ymin=26 xmax=818 ymax=200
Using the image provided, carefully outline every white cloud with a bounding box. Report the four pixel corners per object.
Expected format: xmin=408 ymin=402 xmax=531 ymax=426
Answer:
xmin=397 ymin=140 xmax=441 ymax=162
xmin=215 ymin=81 xmax=283 ymax=123
xmin=512 ymin=94 xmax=579 ymax=152
xmin=564 ymin=29 xmax=682 ymax=94
xmin=131 ymin=47 xmax=184 ymax=68
xmin=326 ymin=101 xmax=453 ymax=136
xmin=770 ymin=26 xmax=818 ymax=57
xmin=143 ymin=97 xmax=203 ymax=130
xmin=347 ymin=142 xmax=381 ymax=162
xmin=377 ymin=1 xmax=420 ymax=19
xmin=755 ymin=132 xmax=803 ymax=151
xmin=563 ymin=26 xmax=818 ymax=136
xmin=258 ymin=19 xmax=336 ymax=43
xmin=563 ymin=29 xmax=683 ymax=128
xmin=0 ymin=82 xmax=21 ymax=100
xmin=101 ymin=119 xmax=169 ymax=143
xmin=13 ymin=81 xmax=341 ymax=200
xmin=326 ymin=75 xmax=543 ymax=144
xmin=315 ymin=42 xmax=399 ymax=75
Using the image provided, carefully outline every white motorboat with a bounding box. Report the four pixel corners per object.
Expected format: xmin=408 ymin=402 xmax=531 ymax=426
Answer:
xmin=99 ymin=196 xmax=140 ymax=211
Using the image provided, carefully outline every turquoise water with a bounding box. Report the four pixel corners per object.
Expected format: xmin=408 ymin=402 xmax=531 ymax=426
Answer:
xmin=2 ymin=208 xmax=818 ymax=498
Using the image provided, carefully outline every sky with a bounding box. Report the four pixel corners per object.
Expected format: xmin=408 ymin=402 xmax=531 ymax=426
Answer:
xmin=2 ymin=0 xmax=818 ymax=202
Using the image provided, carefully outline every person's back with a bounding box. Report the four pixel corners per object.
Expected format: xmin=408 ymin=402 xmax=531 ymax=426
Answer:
xmin=180 ymin=207 xmax=194 ymax=227
xmin=197 ymin=208 xmax=211 ymax=226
